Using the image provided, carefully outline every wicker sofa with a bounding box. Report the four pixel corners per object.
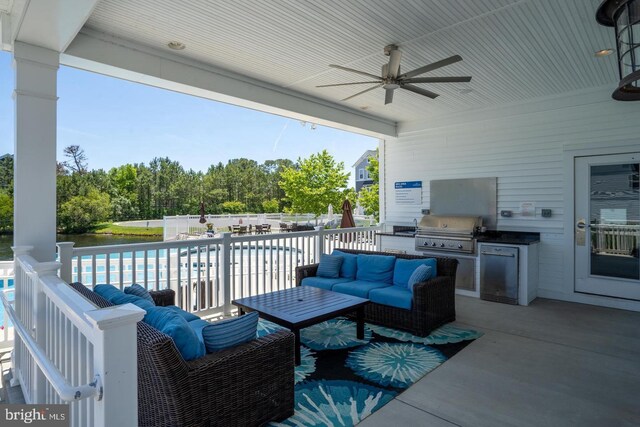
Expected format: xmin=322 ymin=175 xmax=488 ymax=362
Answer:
xmin=69 ymin=282 xmax=295 ymax=427
xmin=295 ymin=249 xmax=458 ymax=337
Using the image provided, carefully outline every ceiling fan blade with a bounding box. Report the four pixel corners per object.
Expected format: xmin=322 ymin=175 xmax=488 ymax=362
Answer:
xmin=316 ymin=81 xmax=383 ymax=88
xmin=384 ymin=89 xmax=394 ymax=105
xmin=342 ymin=83 xmax=383 ymax=101
xmin=388 ymin=49 xmax=402 ymax=78
xmin=403 ymin=76 xmax=472 ymax=84
xmin=329 ymin=64 xmax=382 ymax=81
xmin=398 ymin=55 xmax=463 ymax=79
xmin=402 ymin=84 xmax=439 ymax=99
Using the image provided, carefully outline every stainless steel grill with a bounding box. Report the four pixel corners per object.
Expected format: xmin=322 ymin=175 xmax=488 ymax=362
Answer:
xmin=415 ymin=215 xmax=483 ymax=254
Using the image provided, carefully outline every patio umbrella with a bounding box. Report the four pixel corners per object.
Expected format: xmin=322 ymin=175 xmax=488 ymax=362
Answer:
xmin=340 ymin=199 xmax=356 ymax=229
xmin=327 ymin=204 xmax=334 ymax=224
xmin=199 ymin=202 xmax=207 ymax=224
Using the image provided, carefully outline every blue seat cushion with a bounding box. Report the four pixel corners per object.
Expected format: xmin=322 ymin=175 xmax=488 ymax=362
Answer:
xmin=124 ymin=283 xmax=155 ymax=304
xmin=301 ymin=276 xmax=352 ymax=291
xmin=332 ymin=250 xmax=357 ymax=279
xmin=317 ymin=254 xmax=344 ymax=278
xmin=356 ymin=254 xmax=396 ymax=284
xmin=408 ymin=265 xmax=435 ymax=292
xmin=144 ymin=306 xmax=205 ymax=361
xmin=200 ymin=312 xmax=259 ymax=352
xmin=369 ymin=286 xmax=413 ymax=310
xmin=94 ymin=284 xmax=155 ymax=311
xmin=332 ymin=280 xmax=391 ymax=299
xmin=393 ymin=258 xmax=438 ymax=288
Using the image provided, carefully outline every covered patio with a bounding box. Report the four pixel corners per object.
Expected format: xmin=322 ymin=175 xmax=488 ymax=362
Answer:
xmin=1 ymin=0 xmax=640 ymax=425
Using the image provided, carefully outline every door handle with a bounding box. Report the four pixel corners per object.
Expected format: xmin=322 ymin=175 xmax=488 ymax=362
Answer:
xmin=576 ymin=218 xmax=586 ymax=246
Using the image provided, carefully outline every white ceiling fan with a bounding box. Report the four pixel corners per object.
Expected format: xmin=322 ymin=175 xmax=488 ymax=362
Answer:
xmin=318 ymin=45 xmax=472 ymax=105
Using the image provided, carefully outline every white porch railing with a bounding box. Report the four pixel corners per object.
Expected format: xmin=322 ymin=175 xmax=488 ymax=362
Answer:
xmin=0 ymin=259 xmax=14 ymax=348
xmin=591 ymin=224 xmax=640 ymax=255
xmin=60 ymin=226 xmax=380 ymax=315
xmin=1 ymin=247 xmax=145 ymax=427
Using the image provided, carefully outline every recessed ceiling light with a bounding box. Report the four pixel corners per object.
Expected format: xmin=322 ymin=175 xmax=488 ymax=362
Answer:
xmin=168 ymin=41 xmax=186 ymax=50
xmin=594 ymin=48 xmax=614 ymax=57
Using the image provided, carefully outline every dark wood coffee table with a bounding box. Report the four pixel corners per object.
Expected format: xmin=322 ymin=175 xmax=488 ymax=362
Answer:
xmin=232 ymin=286 xmax=369 ymax=365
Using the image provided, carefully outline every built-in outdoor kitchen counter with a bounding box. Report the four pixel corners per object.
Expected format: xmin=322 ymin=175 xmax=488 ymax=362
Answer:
xmin=376 ymin=228 xmax=540 ymax=306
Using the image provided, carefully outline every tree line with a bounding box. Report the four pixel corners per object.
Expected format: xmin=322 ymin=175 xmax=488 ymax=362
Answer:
xmin=0 ymin=146 xmax=379 ymax=233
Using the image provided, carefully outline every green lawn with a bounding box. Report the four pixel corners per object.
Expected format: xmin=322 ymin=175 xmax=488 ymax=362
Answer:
xmin=91 ymin=223 xmax=163 ymax=236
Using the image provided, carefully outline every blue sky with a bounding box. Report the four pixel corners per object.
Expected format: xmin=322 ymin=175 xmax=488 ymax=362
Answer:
xmin=0 ymin=52 xmax=376 ymax=186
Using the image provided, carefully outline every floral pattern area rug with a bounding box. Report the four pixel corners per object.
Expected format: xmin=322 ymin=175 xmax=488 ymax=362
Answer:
xmin=261 ymin=318 xmax=482 ymax=427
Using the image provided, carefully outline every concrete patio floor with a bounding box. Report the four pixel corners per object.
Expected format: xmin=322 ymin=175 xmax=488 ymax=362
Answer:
xmin=360 ymin=296 xmax=640 ymax=427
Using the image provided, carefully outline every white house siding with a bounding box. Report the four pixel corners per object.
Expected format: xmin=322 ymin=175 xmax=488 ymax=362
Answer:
xmin=381 ymin=86 xmax=640 ymax=305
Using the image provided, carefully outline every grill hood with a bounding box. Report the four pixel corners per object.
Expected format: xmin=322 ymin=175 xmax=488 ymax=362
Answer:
xmin=417 ymin=215 xmax=483 ymax=236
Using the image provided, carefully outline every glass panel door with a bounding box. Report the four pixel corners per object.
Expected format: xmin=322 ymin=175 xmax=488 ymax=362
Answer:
xmin=575 ymin=153 xmax=640 ymax=300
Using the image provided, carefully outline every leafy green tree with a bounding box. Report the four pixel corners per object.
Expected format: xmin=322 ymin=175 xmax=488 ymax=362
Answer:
xmin=58 ymin=189 xmax=111 ymax=233
xmin=279 ymin=150 xmax=351 ymax=218
xmin=220 ymin=201 xmax=246 ymax=214
xmin=0 ymin=155 xmax=13 ymax=194
xmin=358 ymin=150 xmax=380 ymax=221
xmin=262 ymin=199 xmax=280 ymax=213
xmin=0 ymin=190 xmax=13 ymax=231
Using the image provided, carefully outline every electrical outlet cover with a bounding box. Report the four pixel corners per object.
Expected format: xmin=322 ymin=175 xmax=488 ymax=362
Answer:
xmin=501 ymin=210 xmax=512 ymax=217
xmin=541 ymin=209 xmax=552 ymax=218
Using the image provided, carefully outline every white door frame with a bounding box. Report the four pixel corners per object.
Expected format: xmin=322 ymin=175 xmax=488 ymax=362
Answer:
xmin=563 ymin=141 xmax=640 ymax=312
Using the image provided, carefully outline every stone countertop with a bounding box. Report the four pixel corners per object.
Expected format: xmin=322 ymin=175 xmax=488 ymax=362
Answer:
xmin=377 ymin=229 xmax=541 ymax=244
xmin=477 ymin=230 xmax=540 ymax=245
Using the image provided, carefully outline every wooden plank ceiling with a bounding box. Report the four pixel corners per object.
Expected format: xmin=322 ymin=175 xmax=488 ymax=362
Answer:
xmin=83 ymin=0 xmax=617 ymax=124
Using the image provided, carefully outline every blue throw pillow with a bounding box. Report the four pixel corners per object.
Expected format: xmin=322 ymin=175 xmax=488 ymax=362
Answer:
xmin=332 ymin=250 xmax=358 ymax=279
xmin=356 ymin=254 xmax=396 ymax=284
xmin=201 ymin=312 xmax=259 ymax=352
xmin=94 ymin=284 xmax=155 ymax=311
xmin=408 ymin=265 xmax=434 ymax=292
xmin=124 ymin=284 xmax=155 ymax=304
xmin=144 ymin=306 xmax=205 ymax=361
xmin=393 ymin=258 xmax=438 ymax=288
xmin=317 ymin=254 xmax=344 ymax=278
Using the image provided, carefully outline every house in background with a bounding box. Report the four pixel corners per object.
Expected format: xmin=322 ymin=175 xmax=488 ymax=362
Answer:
xmin=1 ymin=0 xmax=639 ymax=425
xmin=353 ymin=149 xmax=376 ymax=193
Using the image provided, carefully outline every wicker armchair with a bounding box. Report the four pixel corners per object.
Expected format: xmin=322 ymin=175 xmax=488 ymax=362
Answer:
xmin=295 ymin=249 xmax=458 ymax=337
xmin=69 ymin=283 xmax=295 ymax=427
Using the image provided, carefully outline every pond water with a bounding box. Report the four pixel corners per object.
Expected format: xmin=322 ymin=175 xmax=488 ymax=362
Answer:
xmin=0 ymin=233 xmax=163 ymax=261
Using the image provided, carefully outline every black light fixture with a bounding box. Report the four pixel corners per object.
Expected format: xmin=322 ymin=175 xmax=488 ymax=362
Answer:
xmin=596 ymin=0 xmax=640 ymax=100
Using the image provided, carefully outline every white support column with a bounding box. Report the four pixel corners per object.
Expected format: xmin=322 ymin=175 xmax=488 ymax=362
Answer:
xmin=13 ymin=42 xmax=59 ymax=262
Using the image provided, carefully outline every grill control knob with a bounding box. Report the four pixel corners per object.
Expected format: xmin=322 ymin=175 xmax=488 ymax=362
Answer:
xmin=458 ymin=244 xmax=463 ymax=249
xmin=431 ymin=242 xmax=437 ymax=247
xmin=440 ymin=243 xmax=445 ymax=248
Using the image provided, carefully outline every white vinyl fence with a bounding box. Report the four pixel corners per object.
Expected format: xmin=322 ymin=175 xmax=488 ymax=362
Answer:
xmin=163 ymin=213 xmax=376 ymax=241
xmin=1 ymin=247 xmax=144 ymax=427
xmin=60 ymin=226 xmax=380 ymax=315
xmin=0 ymin=259 xmax=14 ymax=348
